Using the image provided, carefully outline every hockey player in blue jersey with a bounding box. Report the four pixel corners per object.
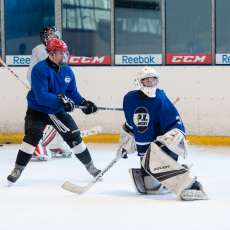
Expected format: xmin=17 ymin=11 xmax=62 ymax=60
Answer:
xmin=28 ymin=26 xmax=73 ymax=161
xmin=118 ymin=66 xmax=208 ymax=201
xmin=7 ymin=38 xmax=101 ymax=183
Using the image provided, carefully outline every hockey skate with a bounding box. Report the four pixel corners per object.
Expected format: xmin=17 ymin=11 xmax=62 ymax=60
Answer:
xmin=7 ymin=164 xmax=25 ymax=184
xmin=180 ymin=180 xmax=208 ymax=201
xmin=86 ymin=161 xmax=101 ymax=177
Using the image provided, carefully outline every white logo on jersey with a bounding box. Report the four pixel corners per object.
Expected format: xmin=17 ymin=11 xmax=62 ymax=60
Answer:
xmin=133 ymin=107 xmax=150 ymax=133
xmin=176 ymin=115 xmax=182 ymax=124
xmin=64 ymin=76 xmax=71 ymax=84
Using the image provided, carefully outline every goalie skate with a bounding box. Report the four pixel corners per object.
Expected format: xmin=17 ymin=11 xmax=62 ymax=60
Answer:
xmin=180 ymin=181 xmax=208 ymax=201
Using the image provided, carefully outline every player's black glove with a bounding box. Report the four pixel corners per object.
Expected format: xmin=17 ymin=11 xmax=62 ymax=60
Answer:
xmin=81 ymin=100 xmax=98 ymax=115
xmin=58 ymin=94 xmax=75 ymax=112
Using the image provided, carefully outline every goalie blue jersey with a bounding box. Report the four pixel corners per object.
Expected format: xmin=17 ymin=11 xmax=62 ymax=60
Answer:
xmin=123 ymin=89 xmax=185 ymax=146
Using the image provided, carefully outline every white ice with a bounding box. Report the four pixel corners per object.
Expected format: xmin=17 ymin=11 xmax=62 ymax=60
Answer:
xmin=0 ymin=143 xmax=230 ymax=230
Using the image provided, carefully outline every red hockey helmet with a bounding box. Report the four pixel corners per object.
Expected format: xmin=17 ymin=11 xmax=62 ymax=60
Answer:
xmin=46 ymin=38 xmax=68 ymax=53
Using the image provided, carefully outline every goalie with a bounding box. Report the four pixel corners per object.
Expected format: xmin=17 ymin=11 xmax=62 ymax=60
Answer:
xmin=118 ymin=66 xmax=208 ymax=201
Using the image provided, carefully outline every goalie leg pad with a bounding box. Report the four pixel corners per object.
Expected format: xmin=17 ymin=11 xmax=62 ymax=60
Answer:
xmin=129 ymin=168 xmax=146 ymax=194
xmin=142 ymin=142 xmax=194 ymax=196
xmin=129 ymin=168 xmax=170 ymax=195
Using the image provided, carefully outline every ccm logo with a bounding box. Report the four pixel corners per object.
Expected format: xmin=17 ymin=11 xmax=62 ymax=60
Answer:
xmin=172 ymin=55 xmax=206 ymax=63
xmin=69 ymin=56 xmax=111 ymax=65
xmin=167 ymin=54 xmax=212 ymax=64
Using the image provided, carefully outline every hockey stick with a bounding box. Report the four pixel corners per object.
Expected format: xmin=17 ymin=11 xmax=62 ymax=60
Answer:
xmin=32 ymin=126 xmax=103 ymax=161
xmin=61 ymin=148 xmax=126 ymax=194
xmin=0 ymin=57 xmax=30 ymax=89
xmin=173 ymin=97 xmax=180 ymax=104
xmin=75 ymin=105 xmax=123 ymax=111
xmin=74 ymin=97 xmax=180 ymax=112
xmin=80 ymin=126 xmax=102 ymax=137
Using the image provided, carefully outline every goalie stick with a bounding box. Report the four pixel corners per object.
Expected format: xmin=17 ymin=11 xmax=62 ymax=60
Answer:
xmin=173 ymin=97 xmax=180 ymax=104
xmin=61 ymin=148 xmax=127 ymax=194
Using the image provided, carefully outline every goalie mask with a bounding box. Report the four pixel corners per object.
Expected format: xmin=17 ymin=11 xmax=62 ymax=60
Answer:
xmin=134 ymin=66 xmax=159 ymax=98
xmin=40 ymin=26 xmax=61 ymax=45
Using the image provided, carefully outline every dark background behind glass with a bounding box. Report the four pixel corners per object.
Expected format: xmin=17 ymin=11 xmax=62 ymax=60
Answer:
xmin=216 ymin=0 xmax=230 ymax=53
xmin=5 ymin=0 xmax=54 ymax=55
xmin=62 ymin=0 xmax=111 ymax=57
xmin=115 ymin=0 xmax=161 ymax=54
xmin=166 ymin=0 xmax=211 ymax=54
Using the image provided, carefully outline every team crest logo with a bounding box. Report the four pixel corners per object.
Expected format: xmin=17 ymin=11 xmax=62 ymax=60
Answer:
xmin=64 ymin=76 xmax=71 ymax=84
xmin=133 ymin=107 xmax=150 ymax=133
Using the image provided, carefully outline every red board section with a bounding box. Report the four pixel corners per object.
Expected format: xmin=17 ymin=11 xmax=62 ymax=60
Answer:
xmin=68 ymin=56 xmax=111 ymax=65
xmin=166 ymin=54 xmax=212 ymax=64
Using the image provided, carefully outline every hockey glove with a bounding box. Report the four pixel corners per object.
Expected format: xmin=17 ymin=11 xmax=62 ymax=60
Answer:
xmin=58 ymin=94 xmax=75 ymax=112
xmin=81 ymin=100 xmax=98 ymax=115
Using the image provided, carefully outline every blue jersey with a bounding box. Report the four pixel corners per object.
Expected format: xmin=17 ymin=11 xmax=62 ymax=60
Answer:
xmin=27 ymin=59 xmax=84 ymax=114
xmin=123 ymin=89 xmax=185 ymax=155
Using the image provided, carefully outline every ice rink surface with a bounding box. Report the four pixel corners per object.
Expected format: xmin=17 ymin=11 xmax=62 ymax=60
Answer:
xmin=0 ymin=143 xmax=230 ymax=230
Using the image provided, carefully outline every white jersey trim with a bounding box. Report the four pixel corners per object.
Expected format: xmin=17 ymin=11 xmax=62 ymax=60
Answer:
xmin=20 ymin=142 xmax=36 ymax=155
xmin=135 ymin=141 xmax=151 ymax=145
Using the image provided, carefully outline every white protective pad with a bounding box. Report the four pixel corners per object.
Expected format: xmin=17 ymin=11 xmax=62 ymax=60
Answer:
xmin=156 ymin=128 xmax=188 ymax=159
xmin=117 ymin=125 xmax=136 ymax=157
xmin=129 ymin=168 xmax=170 ymax=195
xmin=142 ymin=142 xmax=194 ymax=196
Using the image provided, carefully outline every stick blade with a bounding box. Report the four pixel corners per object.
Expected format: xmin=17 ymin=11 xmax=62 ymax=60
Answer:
xmin=61 ymin=181 xmax=86 ymax=194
